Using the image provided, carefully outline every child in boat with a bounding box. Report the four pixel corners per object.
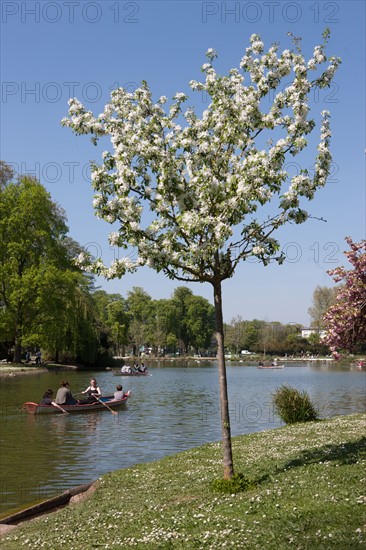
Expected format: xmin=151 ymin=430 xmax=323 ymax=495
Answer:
xmin=113 ymin=385 xmax=125 ymax=400
xmin=40 ymin=389 xmax=54 ymax=405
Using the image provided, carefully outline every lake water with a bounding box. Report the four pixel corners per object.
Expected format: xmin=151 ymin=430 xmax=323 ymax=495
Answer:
xmin=0 ymin=362 xmax=365 ymax=516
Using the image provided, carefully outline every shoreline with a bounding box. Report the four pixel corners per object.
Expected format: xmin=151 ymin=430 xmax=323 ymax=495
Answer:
xmin=0 ymin=482 xmax=96 ymax=535
xmin=0 ymin=363 xmax=80 ymax=377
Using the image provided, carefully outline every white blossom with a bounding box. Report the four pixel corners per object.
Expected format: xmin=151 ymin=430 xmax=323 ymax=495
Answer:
xmin=62 ymin=33 xmax=339 ymax=279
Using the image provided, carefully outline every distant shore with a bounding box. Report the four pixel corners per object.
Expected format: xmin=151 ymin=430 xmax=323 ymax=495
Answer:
xmin=0 ymin=363 xmax=79 ymax=377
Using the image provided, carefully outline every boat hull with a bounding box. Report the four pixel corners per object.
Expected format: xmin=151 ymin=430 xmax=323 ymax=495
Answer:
xmin=22 ymin=394 xmax=130 ymax=414
xmin=112 ymin=370 xmax=150 ymax=376
xmin=257 ymin=365 xmax=284 ymax=369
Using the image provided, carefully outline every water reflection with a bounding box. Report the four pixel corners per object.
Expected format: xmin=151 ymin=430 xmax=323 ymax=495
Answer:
xmin=0 ymin=363 xmax=365 ymax=516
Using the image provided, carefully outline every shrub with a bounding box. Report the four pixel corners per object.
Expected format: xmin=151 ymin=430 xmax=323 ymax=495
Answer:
xmin=210 ymin=473 xmax=258 ymax=494
xmin=273 ymin=385 xmax=319 ymax=424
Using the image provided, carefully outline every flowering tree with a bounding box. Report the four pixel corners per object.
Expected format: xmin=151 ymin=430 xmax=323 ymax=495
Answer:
xmin=63 ymin=32 xmax=340 ymax=478
xmin=324 ymin=238 xmax=366 ymax=353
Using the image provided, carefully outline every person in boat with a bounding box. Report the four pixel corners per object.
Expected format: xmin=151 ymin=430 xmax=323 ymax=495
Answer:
xmin=113 ymin=384 xmax=125 ymax=400
xmin=258 ymin=361 xmax=264 ymax=367
xmin=121 ymin=365 xmax=132 ymax=374
xmin=80 ymin=378 xmax=101 ymax=404
xmin=40 ymin=389 xmax=54 ymax=405
xmin=54 ymin=381 xmax=78 ymax=405
xmin=270 ymin=359 xmax=278 ymax=367
xmin=138 ymin=363 xmax=146 ymax=373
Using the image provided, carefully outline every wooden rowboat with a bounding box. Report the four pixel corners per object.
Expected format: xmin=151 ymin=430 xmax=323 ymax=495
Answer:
xmin=112 ymin=369 xmax=150 ymax=376
xmin=22 ymin=394 xmax=130 ymax=414
xmin=257 ymin=365 xmax=285 ymax=369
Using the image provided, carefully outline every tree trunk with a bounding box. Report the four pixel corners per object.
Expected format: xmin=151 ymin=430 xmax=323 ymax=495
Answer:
xmin=14 ymin=340 xmax=22 ymax=363
xmin=212 ymin=279 xmax=234 ymax=479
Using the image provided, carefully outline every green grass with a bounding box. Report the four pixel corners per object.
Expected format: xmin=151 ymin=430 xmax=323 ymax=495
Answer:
xmin=2 ymin=414 xmax=365 ymax=549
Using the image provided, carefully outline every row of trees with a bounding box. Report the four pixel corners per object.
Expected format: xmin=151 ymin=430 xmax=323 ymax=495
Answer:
xmin=2 ymin=164 xmax=363 ymax=365
xmin=93 ymin=286 xmax=216 ymax=357
xmin=224 ymin=317 xmax=329 ymax=357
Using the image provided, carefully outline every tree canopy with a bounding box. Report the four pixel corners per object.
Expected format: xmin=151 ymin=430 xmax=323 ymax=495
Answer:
xmin=308 ymin=285 xmax=337 ymax=330
xmin=0 ymin=169 xmax=101 ymax=364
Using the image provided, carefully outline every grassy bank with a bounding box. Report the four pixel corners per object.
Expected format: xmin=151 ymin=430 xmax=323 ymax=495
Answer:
xmin=2 ymin=414 xmax=365 ymax=549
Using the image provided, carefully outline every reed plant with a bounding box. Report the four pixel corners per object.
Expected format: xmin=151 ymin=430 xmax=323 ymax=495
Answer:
xmin=273 ymin=385 xmax=319 ymax=424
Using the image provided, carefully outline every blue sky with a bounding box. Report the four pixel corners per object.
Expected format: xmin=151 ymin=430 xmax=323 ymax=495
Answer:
xmin=1 ymin=0 xmax=365 ymax=325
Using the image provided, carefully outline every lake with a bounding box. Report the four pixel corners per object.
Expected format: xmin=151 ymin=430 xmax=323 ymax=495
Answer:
xmin=0 ymin=362 xmax=365 ymax=516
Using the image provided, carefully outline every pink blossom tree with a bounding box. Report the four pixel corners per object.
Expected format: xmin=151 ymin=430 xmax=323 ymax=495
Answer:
xmin=324 ymin=238 xmax=366 ymax=353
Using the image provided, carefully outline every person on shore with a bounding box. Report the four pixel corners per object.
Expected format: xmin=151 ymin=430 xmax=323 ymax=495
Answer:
xmin=113 ymin=384 xmax=125 ymax=400
xmin=40 ymin=389 xmax=54 ymax=405
xmin=79 ymin=378 xmax=101 ymax=404
xmin=54 ymin=381 xmax=77 ymax=405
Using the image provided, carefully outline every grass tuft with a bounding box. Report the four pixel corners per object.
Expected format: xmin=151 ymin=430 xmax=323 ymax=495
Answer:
xmin=210 ymin=472 xmax=258 ymax=494
xmin=273 ymin=384 xmax=319 ymax=424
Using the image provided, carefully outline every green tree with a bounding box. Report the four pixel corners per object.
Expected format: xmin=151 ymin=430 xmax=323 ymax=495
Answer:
xmin=225 ymin=315 xmax=246 ymax=355
xmin=126 ymin=287 xmax=154 ymax=355
xmin=148 ymin=298 xmax=177 ymax=355
xmin=92 ymin=290 xmax=129 ymax=356
xmin=185 ymin=295 xmax=216 ymax=353
xmin=171 ymin=287 xmax=193 ymax=354
xmin=308 ymin=285 xmax=337 ymax=330
xmin=107 ymin=299 xmax=130 ymax=356
xmin=0 ymin=176 xmax=69 ymax=362
xmin=0 ymin=160 xmax=15 ymax=189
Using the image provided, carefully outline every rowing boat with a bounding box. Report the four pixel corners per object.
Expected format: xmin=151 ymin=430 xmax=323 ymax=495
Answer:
xmin=257 ymin=365 xmax=285 ymax=369
xmin=112 ymin=369 xmax=150 ymax=376
xmin=22 ymin=394 xmax=130 ymax=414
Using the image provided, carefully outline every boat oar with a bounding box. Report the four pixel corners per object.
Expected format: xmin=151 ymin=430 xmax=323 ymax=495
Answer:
xmin=95 ymin=396 xmax=118 ymax=415
xmin=51 ymin=401 xmax=70 ymax=414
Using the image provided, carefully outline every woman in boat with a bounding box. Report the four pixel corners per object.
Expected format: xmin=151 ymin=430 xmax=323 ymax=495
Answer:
xmin=54 ymin=381 xmax=78 ymax=405
xmin=80 ymin=378 xmax=101 ymax=404
xmin=40 ymin=389 xmax=54 ymax=405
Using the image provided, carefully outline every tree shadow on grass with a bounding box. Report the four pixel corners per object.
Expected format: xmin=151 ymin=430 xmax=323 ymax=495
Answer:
xmin=280 ymin=436 xmax=366 ymax=471
xmin=212 ymin=437 xmax=365 ymax=494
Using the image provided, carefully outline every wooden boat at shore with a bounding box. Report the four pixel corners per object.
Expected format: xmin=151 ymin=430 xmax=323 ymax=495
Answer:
xmin=22 ymin=393 xmax=130 ymax=414
xmin=112 ymin=369 xmax=151 ymax=376
xmin=257 ymin=364 xmax=285 ymax=369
